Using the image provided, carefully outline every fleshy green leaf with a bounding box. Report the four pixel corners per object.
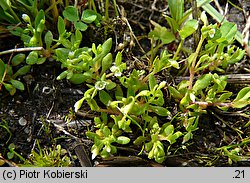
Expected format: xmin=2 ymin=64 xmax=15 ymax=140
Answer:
xmin=58 ymin=16 xmax=66 ymax=35
xmin=87 ymin=98 xmax=100 ymax=111
xmin=115 ymin=85 xmax=123 ymax=100
xmin=169 ymin=59 xmax=180 ymax=69
xmin=60 ymin=39 xmax=72 ymax=49
xmin=234 ymin=87 xmax=250 ymax=101
xmin=136 ymin=90 xmax=150 ymax=97
xmin=217 ymin=92 xmax=232 ymax=102
xmin=168 ymin=0 xmax=184 ymax=22
xmin=164 ymin=15 xmax=179 ymax=33
xmin=101 ymin=38 xmax=113 ymax=55
xmin=175 ymin=80 xmax=188 ymax=93
xmin=99 ymin=90 xmax=112 ymax=105
xmin=45 ymin=31 xmax=53 ymax=49
xmin=10 ymin=79 xmax=24 ymax=90
xmin=91 ymin=143 xmax=102 ymax=160
xmin=74 ymin=98 xmax=85 ymax=112
xmin=85 ymin=131 xmax=99 ymax=140
xmin=115 ymin=51 xmax=122 ymax=65
xmin=74 ymin=29 xmax=82 ymax=48
xmin=0 ymin=59 xmax=5 ymax=79
xmin=232 ymin=101 xmax=249 ymax=109
xmin=66 ymin=70 xmax=73 ymax=79
xmin=69 ymin=73 xmax=87 ymax=84
xmin=150 ymin=105 xmax=171 ymax=116
xmin=102 ymin=126 xmax=111 ymax=137
xmin=11 ymin=53 xmax=25 ymax=66
xmin=145 ymin=141 xmax=153 ymax=152
xmin=200 ymin=11 xmax=208 ymax=26
xmin=81 ymin=10 xmax=97 ymax=23
xmin=26 ymin=51 xmax=38 ymax=65
xmin=55 ymin=48 xmax=70 ymax=62
xmin=133 ymin=136 xmax=147 ymax=145
xmin=192 ymin=73 xmax=212 ymax=93
xmin=185 ymin=116 xmax=196 ymax=131
xmin=105 ymin=80 xmax=116 ymax=90
xmin=180 ymin=92 xmax=191 ymax=107
xmin=7 ymin=152 xmax=14 ymax=159
xmin=232 ymin=87 xmax=250 ymax=108
xmin=166 ymin=131 xmax=183 ymax=144
xmin=182 ymin=131 xmax=193 ymax=144
xmin=35 ymin=10 xmax=45 ymax=32
xmin=149 ymin=75 xmax=157 ymax=91
xmin=168 ymin=86 xmax=183 ymax=99
xmin=121 ymin=97 xmax=135 ymax=115
xmin=101 ymin=53 xmax=112 ymax=75
xmin=13 ymin=65 xmax=31 ymax=78
xmin=0 ymin=0 xmax=11 ymax=11
xmin=36 ymin=57 xmax=46 ymax=64
xmin=164 ymin=125 xmax=174 ymax=136
xmin=63 ymin=6 xmax=79 ymax=22
xmin=149 ymin=20 xmax=175 ymax=44
xmin=56 ymin=70 xmax=68 ymax=80
xmin=100 ymin=148 xmax=110 ymax=158
xmin=116 ymin=136 xmax=130 ymax=144
xmin=75 ymin=21 xmax=88 ymax=31
xmin=179 ymin=19 xmax=199 ymax=40
xmin=3 ymin=83 xmax=16 ymax=95
xmin=220 ymin=22 xmax=237 ymax=43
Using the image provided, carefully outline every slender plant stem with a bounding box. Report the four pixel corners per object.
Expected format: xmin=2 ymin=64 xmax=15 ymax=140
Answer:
xmin=0 ymin=48 xmax=16 ymax=90
xmin=12 ymin=151 xmax=26 ymax=162
xmin=46 ymin=0 xmax=60 ymax=22
xmin=105 ymin=0 xmax=109 ymax=20
xmin=0 ymin=47 xmax=44 ymax=56
xmin=191 ymin=0 xmax=200 ymax=48
xmin=148 ymin=40 xmax=163 ymax=69
xmin=65 ymin=0 xmax=69 ymax=7
xmin=7 ymin=7 xmax=21 ymax=23
xmin=218 ymin=138 xmax=250 ymax=150
xmin=126 ymin=115 xmax=144 ymax=135
xmin=112 ymin=0 xmax=119 ymax=17
xmin=189 ymin=35 xmax=205 ymax=89
xmin=192 ymin=101 xmax=232 ymax=108
xmin=173 ymin=39 xmax=184 ymax=60
xmin=149 ymin=38 xmax=155 ymax=68
xmin=90 ymin=0 xmax=97 ymax=13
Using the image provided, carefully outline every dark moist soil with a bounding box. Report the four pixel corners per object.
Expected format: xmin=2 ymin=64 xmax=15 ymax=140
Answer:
xmin=1 ymin=0 xmax=250 ymax=167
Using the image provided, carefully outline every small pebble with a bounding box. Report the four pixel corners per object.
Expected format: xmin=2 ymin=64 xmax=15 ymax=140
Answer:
xmin=19 ymin=117 xmax=27 ymax=126
xmin=24 ymin=127 xmax=31 ymax=134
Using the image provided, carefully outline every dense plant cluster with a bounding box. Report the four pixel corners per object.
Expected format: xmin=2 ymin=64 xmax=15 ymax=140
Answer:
xmin=0 ymin=0 xmax=249 ymax=165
